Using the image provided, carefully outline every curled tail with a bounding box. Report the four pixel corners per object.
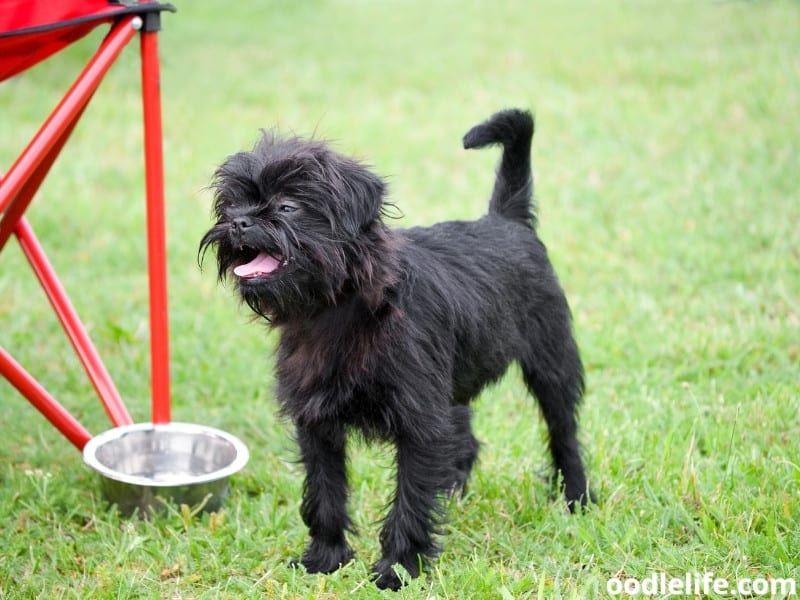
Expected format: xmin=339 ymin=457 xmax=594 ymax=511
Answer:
xmin=463 ymin=108 xmax=535 ymax=226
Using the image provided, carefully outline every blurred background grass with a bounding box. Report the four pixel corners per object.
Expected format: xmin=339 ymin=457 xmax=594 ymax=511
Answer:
xmin=1 ymin=1 xmax=798 ymax=597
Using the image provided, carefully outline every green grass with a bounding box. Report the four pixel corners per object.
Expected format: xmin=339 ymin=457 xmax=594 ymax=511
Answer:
xmin=1 ymin=0 xmax=799 ymax=597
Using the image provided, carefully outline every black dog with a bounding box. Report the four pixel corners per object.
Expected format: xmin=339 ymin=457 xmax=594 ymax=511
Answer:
xmin=200 ymin=109 xmax=590 ymax=590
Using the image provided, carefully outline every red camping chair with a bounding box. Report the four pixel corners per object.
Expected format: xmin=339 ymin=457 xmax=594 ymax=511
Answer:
xmin=0 ymin=0 xmax=176 ymax=450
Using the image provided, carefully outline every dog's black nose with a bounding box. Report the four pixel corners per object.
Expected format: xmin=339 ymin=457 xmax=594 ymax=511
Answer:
xmin=231 ymin=216 xmax=254 ymax=233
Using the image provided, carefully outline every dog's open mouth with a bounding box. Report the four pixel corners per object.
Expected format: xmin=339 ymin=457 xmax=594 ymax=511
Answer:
xmin=233 ymin=252 xmax=287 ymax=280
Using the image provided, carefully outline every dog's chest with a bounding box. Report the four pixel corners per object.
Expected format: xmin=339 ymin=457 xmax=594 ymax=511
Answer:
xmin=276 ymin=317 xmax=390 ymax=427
xmin=279 ymin=330 xmax=367 ymax=391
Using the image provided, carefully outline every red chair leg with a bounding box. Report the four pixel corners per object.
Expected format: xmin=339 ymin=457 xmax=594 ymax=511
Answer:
xmin=140 ymin=26 xmax=171 ymax=425
xmin=0 ymin=105 xmax=85 ymax=254
xmin=15 ymin=218 xmax=133 ymax=427
xmin=0 ymin=346 xmax=92 ymax=450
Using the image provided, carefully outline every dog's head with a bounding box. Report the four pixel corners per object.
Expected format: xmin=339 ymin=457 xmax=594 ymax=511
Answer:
xmin=199 ymin=132 xmax=394 ymax=322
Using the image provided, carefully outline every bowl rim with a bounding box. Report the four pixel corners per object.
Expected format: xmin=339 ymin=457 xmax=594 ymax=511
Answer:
xmin=82 ymin=422 xmax=250 ymax=487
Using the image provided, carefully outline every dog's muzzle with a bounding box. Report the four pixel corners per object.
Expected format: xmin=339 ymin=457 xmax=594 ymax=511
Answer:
xmin=229 ymin=216 xmax=255 ymax=245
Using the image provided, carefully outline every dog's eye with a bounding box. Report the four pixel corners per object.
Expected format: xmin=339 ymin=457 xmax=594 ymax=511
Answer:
xmin=277 ymin=202 xmax=299 ymax=214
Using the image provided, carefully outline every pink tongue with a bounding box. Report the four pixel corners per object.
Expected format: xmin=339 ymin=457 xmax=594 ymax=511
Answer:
xmin=233 ymin=253 xmax=281 ymax=278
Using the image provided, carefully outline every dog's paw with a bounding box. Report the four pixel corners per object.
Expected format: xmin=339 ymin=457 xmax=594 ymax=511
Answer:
xmin=445 ymin=465 xmax=473 ymax=499
xmin=291 ymin=540 xmax=354 ymax=574
xmin=372 ymin=560 xmax=404 ymax=591
xmin=563 ymin=486 xmax=597 ymax=514
xmin=374 ymin=569 xmax=403 ymax=591
xmin=371 ymin=557 xmax=421 ymax=591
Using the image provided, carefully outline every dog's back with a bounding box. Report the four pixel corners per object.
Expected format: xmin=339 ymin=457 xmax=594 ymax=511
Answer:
xmin=399 ymin=215 xmax=561 ymax=403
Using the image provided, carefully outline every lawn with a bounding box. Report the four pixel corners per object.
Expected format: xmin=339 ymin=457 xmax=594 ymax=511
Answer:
xmin=1 ymin=0 xmax=798 ymax=598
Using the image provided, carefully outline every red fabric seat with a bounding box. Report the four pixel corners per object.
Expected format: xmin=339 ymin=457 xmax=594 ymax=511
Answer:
xmin=0 ymin=0 xmax=130 ymax=82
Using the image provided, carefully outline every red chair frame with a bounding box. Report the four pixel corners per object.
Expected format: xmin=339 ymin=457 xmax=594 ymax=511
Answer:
xmin=1 ymin=2 xmax=176 ymax=450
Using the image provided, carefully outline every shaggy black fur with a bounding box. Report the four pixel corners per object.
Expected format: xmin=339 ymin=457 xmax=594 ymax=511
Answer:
xmin=199 ymin=109 xmax=591 ymax=590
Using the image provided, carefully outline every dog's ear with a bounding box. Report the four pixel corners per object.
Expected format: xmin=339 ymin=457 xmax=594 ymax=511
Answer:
xmin=331 ymin=157 xmax=387 ymax=238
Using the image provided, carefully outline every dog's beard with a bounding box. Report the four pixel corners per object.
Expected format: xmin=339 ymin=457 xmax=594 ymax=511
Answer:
xmin=200 ymin=216 xmax=353 ymax=322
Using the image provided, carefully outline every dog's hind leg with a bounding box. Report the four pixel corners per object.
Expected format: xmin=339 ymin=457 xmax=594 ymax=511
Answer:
xmin=294 ymin=422 xmax=355 ymax=574
xmin=519 ymin=329 xmax=590 ymax=510
xmin=448 ymin=405 xmax=480 ymax=496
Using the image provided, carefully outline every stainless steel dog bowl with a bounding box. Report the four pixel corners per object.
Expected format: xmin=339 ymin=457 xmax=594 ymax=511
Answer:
xmin=83 ymin=422 xmax=249 ymax=516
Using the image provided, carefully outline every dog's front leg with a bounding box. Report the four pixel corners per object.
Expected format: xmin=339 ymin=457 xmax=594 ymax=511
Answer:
xmin=294 ymin=422 xmax=354 ymax=574
xmin=373 ymin=437 xmax=448 ymax=590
